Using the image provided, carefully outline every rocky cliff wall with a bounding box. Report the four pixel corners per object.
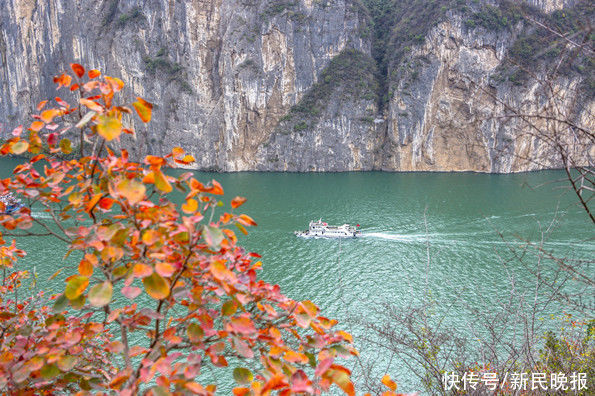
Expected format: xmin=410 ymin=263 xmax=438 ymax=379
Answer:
xmin=382 ymin=4 xmax=594 ymax=172
xmin=0 ymin=0 xmax=592 ymax=172
xmin=0 ymin=0 xmax=370 ymax=170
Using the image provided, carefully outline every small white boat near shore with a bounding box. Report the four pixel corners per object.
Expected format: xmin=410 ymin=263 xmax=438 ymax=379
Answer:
xmin=295 ymin=219 xmax=361 ymax=238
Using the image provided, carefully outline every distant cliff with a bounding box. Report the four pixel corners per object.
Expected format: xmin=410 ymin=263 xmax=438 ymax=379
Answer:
xmin=1 ymin=0 xmax=592 ymax=172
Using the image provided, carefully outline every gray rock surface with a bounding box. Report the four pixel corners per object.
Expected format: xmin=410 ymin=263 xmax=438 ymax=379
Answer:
xmin=0 ymin=0 xmax=592 ymax=172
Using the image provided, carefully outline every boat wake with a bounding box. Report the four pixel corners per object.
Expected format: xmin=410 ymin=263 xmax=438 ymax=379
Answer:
xmin=362 ymin=232 xmax=431 ymax=242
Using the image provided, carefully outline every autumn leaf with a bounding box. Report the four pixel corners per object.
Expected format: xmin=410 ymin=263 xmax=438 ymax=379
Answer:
xmin=70 ymin=63 xmax=85 ymax=78
xmin=40 ymin=109 xmax=60 ymax=123
xmin=30 ymin=121 xmax=44 ymax=132
xmin=182 ymin=198 xmax=198 ymax=213
xmin=59 ymin=138 xmax=72 ymax=154
xmin=381 ymin=375 xmax=397 ymax=391
xmin=121 ymin=286 xmax=142 ymax=299
xmin=231 ymin=196 xmax=247 ymax=209
xmin=133 ymin=97 xmax=153 ymax=122
xmin=88 ymin=69 xmax=101 ymax=78
xmin=155 ymin=262 xmax=176 ymax=277
xmin=229 ymin=316 xmax=256 ymax=335
xmin=116 ymin=178 xmax=146 ymax=205
xmin=143 ymin=272 xmax=170 ymax=300
xmin=88 ymin=281 xmax=113 ymax=307
xmin=78 ymin=258 xmax=93 ymax=277
xmin=154 ymin=169 xmax=172 ymax=193
xmin=97 ymin=114 xmax=122 ymax=141
xmin=11 ymin=141 xmax=29 ymax=155
xmin=237 ymin=214 xmax=257 ymax=227
xmin=37 ymin=100 xmax=48 ymax=111
xmin=203 ymin=225 xmax=224 ymax=249
xmin=75 ymin=110 xmax=95 ymax=128
xmin=105 ymin=76 xmax=125 ymax=92
xmin=80 ymin=98 xmax=104 ymax=113
xmin=233 ymin=368 xmax=253 ymax=384
xmin=187 ymin=323 xmax=204 ymax=342
xmin=65 ymin=275 xmax=89 ymax=300
xmin=133 ymin=263 xmax=153 ymax=278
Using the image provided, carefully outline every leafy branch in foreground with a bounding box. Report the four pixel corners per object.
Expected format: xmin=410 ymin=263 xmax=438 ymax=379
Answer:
xmin=0 ymin=63 xmax=405 ymax=395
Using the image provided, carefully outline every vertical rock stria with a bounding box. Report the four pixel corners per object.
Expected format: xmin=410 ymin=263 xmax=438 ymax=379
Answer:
xmin=0 ymin=0 xmax=592 ymax=172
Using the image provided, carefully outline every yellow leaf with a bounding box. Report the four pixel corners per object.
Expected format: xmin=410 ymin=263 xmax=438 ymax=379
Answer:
xmin=11 ymin=141 xmax=29 ymax=155
xmin=116 ymin=178 xmax=146 ymax=205
xmin=97 ymin=114 xmax=122 ymax=141
xmin=154 ymin=169 xmax=172 ymax=193
xmin=133 ymin=97 xmax=153 ymax=123
xmin=88 ymin=281 xmax=113 ymax=307
xmin=142 ymin=272 xmax=170 ymax=300
xmin=65 ymin=276 xmax=89 ymax=300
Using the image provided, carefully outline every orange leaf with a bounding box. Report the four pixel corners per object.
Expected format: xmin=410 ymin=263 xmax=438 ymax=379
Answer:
xmin=78 ymin=259 xmax=93 ymax=277
xmin=208 ymin=180 xmax=224 ymax=195
xmin=172 ymin=147 xmax=184 ymax=157
xmin=238 ymin=214 xmax=257 ymax=227
xmin=155 ymin=262 xmax=175 ymax=278
xmin=37 ymin=100 xmax=48 ymax=111
xmin=182 ymin=198 xmax=198 ymax=213
xmin=231 ymin=196 xmax=247 ymax=209
xmin=30 ymin=121 xmax=44 ymax=132
xmin=88 ymin=69 xmax=101 ymax=78
xmin=133 ymin=97 xmax=153 ymax=122
xmin=40 ymin=109 xmax=60 ymax=123
xmin=229 ymin=316 xmax=256 ymax=335
xmin=105 ymin=76 xmax=124 ymax=92
xmin=70 ymin=63 xmax=85 ymax=78
xmin=98 ymin=197 xmax=115 ymax=210
xmin=142 ymin=229 xmax=161 ymax=246
xmin=133 ymin=263 xmax=153 ymax=278
xmin=80 ymin=98 xmax=104 ymax=113
xmin=381 ymin=375 xmax=397 ymax=391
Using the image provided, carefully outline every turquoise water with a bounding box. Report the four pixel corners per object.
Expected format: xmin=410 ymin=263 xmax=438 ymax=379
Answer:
xmin=1 ymin=157 xmax=593 ymax=393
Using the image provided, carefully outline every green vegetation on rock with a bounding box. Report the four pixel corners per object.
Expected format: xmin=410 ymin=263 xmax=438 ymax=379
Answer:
xmin=143 ymin=50 xmax=193 ymax=94
xmin=288 ymin=49 xmax=378 ymax=119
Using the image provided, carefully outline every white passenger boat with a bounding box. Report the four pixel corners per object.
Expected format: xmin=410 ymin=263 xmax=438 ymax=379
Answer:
xmin=0 ymin=193 xmax=23 ymax=215
xmin=295 ymin=219 xmax=361 ymax=238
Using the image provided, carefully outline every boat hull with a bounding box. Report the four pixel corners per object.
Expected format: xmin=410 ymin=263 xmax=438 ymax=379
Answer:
xmin=2 ymin=203 xmax=24 ymax=215
xmin=294 ymin=231 xmax=361 ymax=239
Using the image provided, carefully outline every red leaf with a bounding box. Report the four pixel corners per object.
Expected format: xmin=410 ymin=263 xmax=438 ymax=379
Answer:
xmin=229 ymin=316 xmax=256 ymax=335
xmin=231 ymin=196 xmax=247 ymax=209
xmin=71 ymin=63 xmax=85 ymax=78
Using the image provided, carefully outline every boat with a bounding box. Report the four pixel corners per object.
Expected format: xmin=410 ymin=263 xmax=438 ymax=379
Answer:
xmin=0 ymin=193 xmax=23 ymax=215
xmin=295 ymin=219 xmax=361 ymax=238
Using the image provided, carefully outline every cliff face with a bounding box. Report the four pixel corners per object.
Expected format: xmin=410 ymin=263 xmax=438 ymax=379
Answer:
xmin=382 ymin=6 xmax=593 ymax=172
xmin=0 ymin=0 xmax=592 ymax=172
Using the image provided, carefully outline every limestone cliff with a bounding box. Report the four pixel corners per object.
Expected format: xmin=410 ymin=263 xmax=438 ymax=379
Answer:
xmin=0 ymin=0 xmax=592 ymax=172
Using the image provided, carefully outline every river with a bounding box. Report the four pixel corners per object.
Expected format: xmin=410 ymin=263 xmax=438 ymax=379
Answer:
xmin=1 ymin=157 xmax=593 ymax=393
